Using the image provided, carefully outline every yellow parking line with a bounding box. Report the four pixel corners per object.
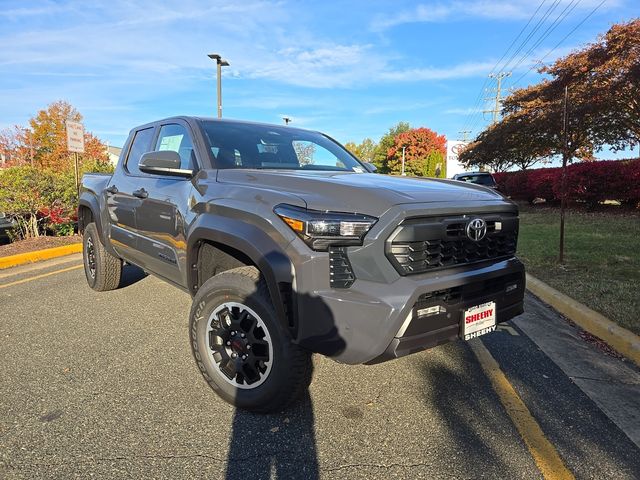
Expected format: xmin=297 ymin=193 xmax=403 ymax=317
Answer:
xmin=0 ymin=264 xmax=84 ymax=290
xmin=469 ymin=339 xmax=575 ymax=480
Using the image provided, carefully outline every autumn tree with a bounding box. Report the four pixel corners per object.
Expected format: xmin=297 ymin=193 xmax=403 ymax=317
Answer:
xmin=386 ymin=127 xmax=447 ymax=177
xmin=373 ymin=122 xmax=411 ymax=173
xmin=27 ymin=100 xmax=107 ymax=169
xmin=293 ymin=141 xmax=316 ymax=165
xmin=0 ymin=126 xmax=30 ymax=166
xmin=344 ymin=138 xmax=377 ymax=164
xmin=459 ymin=115 xmax=547 ymax=171
xmin=466 ymin=19 xmax=639 ymax=170
xmin=0 ymin=101 xmax=112 ymax=239
xmin=1 ymin=100 xmax=108 ymax=171
xmin=540 ymin=19 xmax=640 ymax=151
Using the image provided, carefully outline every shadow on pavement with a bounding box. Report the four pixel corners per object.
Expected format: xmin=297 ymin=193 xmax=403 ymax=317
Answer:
xmin=118 ymin=263 xmax=148 ymax=288
xmin=421 ymin=342 xmax=529 ymax=478
xmin=225 ymin=390 xmax=319 ymax=480
xmin=198 ymin=275 xmax=342 ymax=479
xmin=482 ymin=324 xmax=640 ymax=478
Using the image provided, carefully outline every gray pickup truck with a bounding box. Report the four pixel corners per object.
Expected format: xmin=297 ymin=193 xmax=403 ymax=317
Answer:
xmin=79 ymin=116 xmax=525 ymax=412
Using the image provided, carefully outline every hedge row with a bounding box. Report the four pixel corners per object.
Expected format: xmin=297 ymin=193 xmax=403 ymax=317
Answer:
xmin=493 ymin=158 xmax=640 ymax=206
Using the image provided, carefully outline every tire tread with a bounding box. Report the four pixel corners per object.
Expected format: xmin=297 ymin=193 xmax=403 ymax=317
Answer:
xmin=83 ymin=223 xmax=122 ymax=291
xmin=190 ymin=266 xmax=312 ymax=413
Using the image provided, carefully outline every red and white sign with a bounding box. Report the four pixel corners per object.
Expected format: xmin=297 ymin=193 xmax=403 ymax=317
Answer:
xmin=463 ymin=301 xmax=496 ymax=340
xmin=66 ymin=121 xmax=85 ymax=153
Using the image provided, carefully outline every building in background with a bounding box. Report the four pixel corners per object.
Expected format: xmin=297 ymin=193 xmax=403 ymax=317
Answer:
xmin=106 ymin=145 xmax=122 ymax=166
xmin=446 ymin=140 xmax=468 ymax=178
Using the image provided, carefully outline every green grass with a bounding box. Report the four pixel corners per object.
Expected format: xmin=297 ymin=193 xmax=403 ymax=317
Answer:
xmin=517 ymin=207 xmax=640 ymax=335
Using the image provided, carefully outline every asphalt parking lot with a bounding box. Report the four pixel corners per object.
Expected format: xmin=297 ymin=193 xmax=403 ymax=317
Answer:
xmin=1 ymin=254 xmax=639 ymax=479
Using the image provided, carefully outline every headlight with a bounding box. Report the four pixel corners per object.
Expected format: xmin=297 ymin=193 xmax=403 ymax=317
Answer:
xmin=274 ymin=204 xmax=377 ymax=251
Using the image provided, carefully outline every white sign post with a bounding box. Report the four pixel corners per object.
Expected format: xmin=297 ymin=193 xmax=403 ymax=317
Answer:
xmin=66 ymin=121 xmax=85 ymax=194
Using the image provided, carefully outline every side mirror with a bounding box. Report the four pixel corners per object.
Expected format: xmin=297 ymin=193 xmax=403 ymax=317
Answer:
xmin=363 ymin=162 xmax=377 ymax=173
xmin=139 ymin=151 xmax=193 ymax=178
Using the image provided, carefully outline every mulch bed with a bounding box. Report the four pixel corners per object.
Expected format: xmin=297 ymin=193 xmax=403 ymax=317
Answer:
xmin=0 ymin=235 xmax=81 ymax=258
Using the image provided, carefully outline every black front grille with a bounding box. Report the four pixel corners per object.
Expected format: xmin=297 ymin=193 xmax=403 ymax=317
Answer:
xmin=387 ymin=214 xmax=518 ymax=275
xmin=329 ymin=246 xmax=355 ymax=288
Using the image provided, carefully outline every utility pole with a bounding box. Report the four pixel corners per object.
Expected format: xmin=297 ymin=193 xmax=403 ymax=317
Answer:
xmin=484 ymin=72 xmax=511 ymax=124
xmin=458 ymin=130 xmax=471 ymax=142
xmin=559 ymin=85 xmax=569 ymax=264
xmin=208 ymin=54 xmax=230 ymax=118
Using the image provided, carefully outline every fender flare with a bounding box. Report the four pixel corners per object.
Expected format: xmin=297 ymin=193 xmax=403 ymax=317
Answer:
xmin=187 ymin=214 xmax=294 ymax=332
xmin=78 ymin=193 xmax=106 ymax=244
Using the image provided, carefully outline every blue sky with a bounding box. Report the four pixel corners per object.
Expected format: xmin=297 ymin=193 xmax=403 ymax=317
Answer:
xmin=0 ymin=0 xmax=637 ymax=158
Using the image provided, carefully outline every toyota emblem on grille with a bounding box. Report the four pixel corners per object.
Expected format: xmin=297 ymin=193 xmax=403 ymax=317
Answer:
xmin=466 ymin=218 xmax=487 ymax=242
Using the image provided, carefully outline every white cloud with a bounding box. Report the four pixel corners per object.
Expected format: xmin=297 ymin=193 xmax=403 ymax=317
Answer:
xmin=244 ymin=45 xmax=376 ymax=88
xmin=379 ymin=61 xmax=496 ymax=81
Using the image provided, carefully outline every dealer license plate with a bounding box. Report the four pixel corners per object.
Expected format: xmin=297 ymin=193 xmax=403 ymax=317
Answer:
xmin=463 ymin=301 xmax=496 ymax=340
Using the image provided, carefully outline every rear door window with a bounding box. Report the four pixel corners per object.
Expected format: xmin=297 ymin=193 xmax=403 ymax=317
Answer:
xmin=125 ymin=127 xmax=155 ymax=176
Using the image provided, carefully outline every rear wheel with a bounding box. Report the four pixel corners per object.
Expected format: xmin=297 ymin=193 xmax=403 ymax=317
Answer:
xmin=82 ymin=222 xmax=122 ymax=291
xmin=190 ymin=266 xmax=312 ymax=413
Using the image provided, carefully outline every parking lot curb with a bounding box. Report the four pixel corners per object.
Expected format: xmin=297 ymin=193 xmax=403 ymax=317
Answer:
xmin=0 ymin=243 xmax=82 ymax=270
xmin=526 ymin=273 xmax=640 ymax=367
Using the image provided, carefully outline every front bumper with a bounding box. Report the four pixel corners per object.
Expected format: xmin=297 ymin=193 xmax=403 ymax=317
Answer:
xmin=286 ymin=200 xmax=525 ymax=365
xmin=293 ymin=255 xmax=525 ymax=364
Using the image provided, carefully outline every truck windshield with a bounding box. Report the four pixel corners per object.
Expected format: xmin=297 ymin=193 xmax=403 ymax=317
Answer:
xmin=200 ymin=121 xmax=366 ymax=172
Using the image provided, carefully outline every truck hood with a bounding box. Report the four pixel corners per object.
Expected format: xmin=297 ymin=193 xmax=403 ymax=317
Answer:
xmin=216 ymin=170 xmax=505 ymax=217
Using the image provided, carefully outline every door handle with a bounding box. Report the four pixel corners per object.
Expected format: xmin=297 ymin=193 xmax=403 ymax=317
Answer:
xmin=105 ymin=185 xmax=118 ymax=194
xmin=132 ymin=188 xmax=148 ymax=199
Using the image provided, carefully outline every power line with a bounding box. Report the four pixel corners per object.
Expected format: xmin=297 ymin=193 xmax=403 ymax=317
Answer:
xmin=469 ymin=0 xmax=587 ymax=134
xmin=463 ymin=0 xmax=561 ymax=134
xmin=512 ymin=0 xmax=607 ymax=86
xmin=461 ymin=0 xmax=549 ymax=134
xmin=508 ymin=0 xmax=582 ymax=79
xmin=497 ymin=0 xmax=562 ymax=75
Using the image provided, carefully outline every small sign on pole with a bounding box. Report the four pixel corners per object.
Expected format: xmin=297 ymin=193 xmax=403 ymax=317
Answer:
xmin=66 ymin=121 xmax=85 ymax=153
xmin=66 ymin=121 xmax=85 ymax=195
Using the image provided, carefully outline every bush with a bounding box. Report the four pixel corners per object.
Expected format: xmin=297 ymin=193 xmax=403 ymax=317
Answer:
xmin=0 ymin=160 xmax=114 ymax=239
xmin=496 ymin=158 xmax=640 ymax=207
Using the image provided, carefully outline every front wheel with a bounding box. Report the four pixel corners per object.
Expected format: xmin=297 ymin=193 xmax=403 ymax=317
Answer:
xmin=82 ymin=222 xmax=122 ymax=291
xmin=189 ymin=266 xmax=312 ymax=413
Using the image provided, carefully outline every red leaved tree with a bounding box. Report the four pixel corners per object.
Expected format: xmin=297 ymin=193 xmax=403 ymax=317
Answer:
xmin=386 ymin=127 xmax=447 ymax=177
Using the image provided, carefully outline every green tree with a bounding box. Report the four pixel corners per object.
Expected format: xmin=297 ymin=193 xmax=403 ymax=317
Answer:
xmin=344 ymin=138 xmax=377 ymax=164
xmin=373 ymin=122 xmax=411 ymax=173
xmin=0 ymin=166 xmax=56 ymax=238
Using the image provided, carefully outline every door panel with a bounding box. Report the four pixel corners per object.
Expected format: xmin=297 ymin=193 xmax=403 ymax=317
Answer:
xmin=133 ymin=123 xmax=197 ymax=287
xmin=106 ymin=173 xmax=143 ymax=262
xmin=105 ymin=126 xmax=155 ymax=265
xmin=135 ymin=178 xmax=191 ymax=285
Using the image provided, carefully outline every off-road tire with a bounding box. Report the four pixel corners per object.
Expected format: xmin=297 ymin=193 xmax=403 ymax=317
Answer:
xmin=190 ymin=266 xmax=312 ymax=413
xmin=82 ymin=222 xmax=122 ymax=291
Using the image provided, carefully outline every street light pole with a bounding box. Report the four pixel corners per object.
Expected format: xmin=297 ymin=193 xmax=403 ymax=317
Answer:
xmin=401 ymin=146 xmax=406 ymax=176
xmin=208 ymin=53 xmax=230 ymax=118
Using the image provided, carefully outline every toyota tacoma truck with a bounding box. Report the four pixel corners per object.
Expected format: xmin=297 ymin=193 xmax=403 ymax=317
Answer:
xmin=79 ymin=116 xmax=524 ymax=412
